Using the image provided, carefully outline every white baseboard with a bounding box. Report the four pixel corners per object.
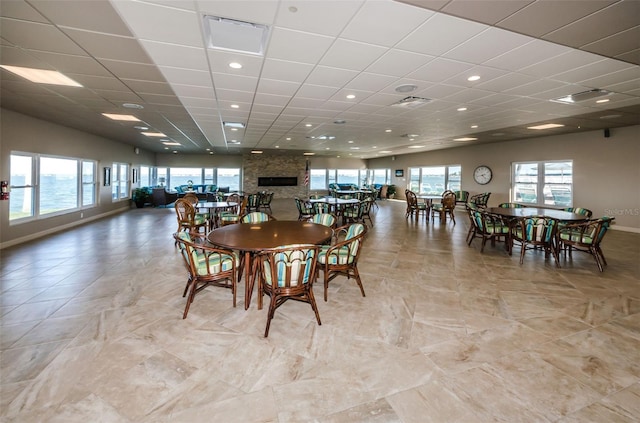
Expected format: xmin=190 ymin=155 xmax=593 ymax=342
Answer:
xmin=0 ymin=208 xmax=128 ymax=250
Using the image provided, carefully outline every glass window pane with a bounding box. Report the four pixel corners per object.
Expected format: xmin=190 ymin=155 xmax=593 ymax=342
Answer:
xmin=310 ymin=169 xmax=326 ymax=190
xmin=513 ymin=163 xmax=538 ymax=204
xmin=217 ymin=168 xmax=240 ymax=191
xmin=170 ymin=167 xmax=202 ymax=188
xmin=10 ymin=154 xmax=34 ymax=220
xmin=204 ymin=168 xmax=214 ymax=184
xmin=40 ymin=157 xmax=78 ymax=215
xmin=372 ymin=169 xmax=388 ymax=185
xmin=157 ymin=167 xmax=167 ymax=187
xmin=119 ymin=164 xmax=128 ymax=198
xmin=337 ymin=169 xmax=358 ymax=184
xmin=140 ymin=166 xmax=150 ymax=186
xmin=544 ymin=161 xmax=572 ymax=206
xmin=447 ymin=165 xmax=461 ymax=191
xmin=421 ymin=166 xmax=445 ymax=194
xmin=82 ymin=161 xmax=96 ymax=206
xmin=409 ymin=168 xmax=420 ymax=192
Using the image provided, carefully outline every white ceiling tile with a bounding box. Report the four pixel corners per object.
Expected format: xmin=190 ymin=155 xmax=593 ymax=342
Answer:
xmin=397 ymin=13 xmax=486 ymax=56
xmin=1 ymin=18 xmax=87 ymax=55
xmin=195 ymin=0 xmax=279 ymax=26
xmin=256 ymin=78 xmax=300 ymax=96
xmin=502 ymin=79 xmax=566 ymax=97
xmin=305 ymin=66 xmax=359 ymax=87
xmin=211 ymin=72 xmax=258 ymax=92
xmin=287 ymin=97 xmax=325 ymax=109
xmin=171 ymin=84 xmax=215 ymax=98
xmin=345 ymin=73 xmax=397 ymax=92
xmin=275 ymin=0 xmax=363 ymax=36
xmin=261 ymin=58 xmax=314 ymax=83
xmin=215 ymin=88 xmax=255 ymax=103
xmin=484 ymin=39 xmax=569 ymax=71
xmin=340 ymin=0 xmax=432 ymax=47
xmin=474 ymin=73 xmax=538 ymax=93
xmin=328 ymin=88 xmax=374 ymax=103
xmin=34 ymin=0 xmax=133 ymax=36
xmin=520 ymin=49 xmax=606 ymax=79
xmin=443 ymin=27 xmax=533 ymax=64
xmin=552 ymin=59 xmax=633 ymax=84
xmin=61 ymin=27 xmax=153 ymax=63
xmin=110 ymin=1 xmax=201 ymax=46
xmin=253 ymin=92 xmax=291 ymax=107
xmin=267 ymin=27 xmax=334 ymax=64
xmin=1 ymin=0 xmax=49 ymax=23
xmin=140 ymin=40 xmax=208 ymax=70
xmin=295 ymin=84 xmax=339 ymax=101
xmin=319 ymin=39 xmax=387 ymax=71
xmin=99 ymin=59 xmax=166 ymax=81
xmin=366 ymin=49 xmax=434 ymax=77
xmin=207 ymin=50 xmax=264 ymax=77
xmin=159 ymin=66 xmax=212 ymax=87
xmin=359 ymin=92 xmax=404 ymax=106
xmin=407 ymin=58 xmax=473 ymax=83
xmin=582 ymin=68 xmax=640 ymax=91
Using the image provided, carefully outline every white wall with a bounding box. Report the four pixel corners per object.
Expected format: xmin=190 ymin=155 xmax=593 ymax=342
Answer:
xmin=368 ymin=125 xmax=640 ymax=231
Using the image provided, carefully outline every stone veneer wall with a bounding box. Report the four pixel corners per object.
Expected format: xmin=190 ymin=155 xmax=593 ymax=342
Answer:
xmin=243 ymin=153 xmax=310 ymax=198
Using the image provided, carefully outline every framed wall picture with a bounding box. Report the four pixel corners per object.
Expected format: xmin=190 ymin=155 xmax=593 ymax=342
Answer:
xmin=103 ymin=167 xmax=111 ymax=186
xmin=395 ymin=169 xmax=404 ymax=177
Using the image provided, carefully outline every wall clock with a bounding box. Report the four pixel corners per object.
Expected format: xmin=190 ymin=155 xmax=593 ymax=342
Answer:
xmin=473 ymin=165 xmax=492 ymax=185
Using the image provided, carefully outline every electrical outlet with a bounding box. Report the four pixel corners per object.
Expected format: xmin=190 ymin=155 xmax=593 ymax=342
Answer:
xmin=80 ymin=212 xmax=84 ymax=218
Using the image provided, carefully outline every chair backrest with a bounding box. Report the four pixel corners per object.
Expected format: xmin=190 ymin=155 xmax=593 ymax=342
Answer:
xmin=261 ymin=245 xmax=318 ymax=288
xmin=295 ymin=197 xmax=312 ymax=214
xmin=312 ymin=201 xmax=331 ymax=214
xmin=311 ymin=213 xmax=336 ymax=228
xmin=260 ymin=192 xmax=274 ymax=205
xmin=470 ymin=192 xmax=491 ymax=208
xmin=562 ymin=207 xmax=593 ymax=218
xmin=337 ymin=223 xmax=366 ymax=260
xmin=516 ymin=216 xmax=556 ymax=243
xmin=454 ymin=190 xmax=469 ymax=203
xmin=241 ymin=211 xmax=274 ymax=223
xmin=183 ymin=192 xmax=199 ymax=205
xmin=247 ymin=193 xmax=261 ymax=208
xmin=174 ymin=232 xmax=235 ymax=277
xmin=498 ymin=202 xmax=525 ymax=208
xmin=175 ymin=198 xmax=196 ymax=225
xmin=441 ymin=191 xmax=456 ymax=209
xmin=405 ymin=190 xmax=418 ymax=207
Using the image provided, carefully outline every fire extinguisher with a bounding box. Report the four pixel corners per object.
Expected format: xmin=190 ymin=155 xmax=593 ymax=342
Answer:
xmin=1 ymin=181 xmax=9 ymax=200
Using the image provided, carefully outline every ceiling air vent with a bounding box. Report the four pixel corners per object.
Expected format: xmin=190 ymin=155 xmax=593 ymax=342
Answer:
xmin=390 ymin=96 xmax=432 ymax=109
xmin=551 ymin=89 xmax=610 ymax=104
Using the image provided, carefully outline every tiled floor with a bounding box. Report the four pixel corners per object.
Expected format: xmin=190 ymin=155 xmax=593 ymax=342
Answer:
xmin=1 ymin=199 xmax=639 ymax=422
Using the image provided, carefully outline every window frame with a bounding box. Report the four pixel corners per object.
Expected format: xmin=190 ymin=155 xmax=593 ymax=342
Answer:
xmin=407 ymin=164 xmax=461 ymax=195
xmin=511 ymin=160 xmax=573 ymax=207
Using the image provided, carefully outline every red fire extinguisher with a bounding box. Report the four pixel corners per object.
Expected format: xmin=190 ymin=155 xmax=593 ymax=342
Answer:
xmin=1 ymin=181 xmax=9 ymax=200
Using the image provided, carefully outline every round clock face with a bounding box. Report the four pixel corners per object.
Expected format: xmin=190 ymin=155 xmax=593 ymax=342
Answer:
xmin=474 ymin=165 xmax=492 ymax=185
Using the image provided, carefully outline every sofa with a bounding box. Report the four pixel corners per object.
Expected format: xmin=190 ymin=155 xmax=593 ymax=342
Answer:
xmin=174 ymin=184 xmax=217 ymax=194
xmin=152 ymin=188 xmax=178 ymax=207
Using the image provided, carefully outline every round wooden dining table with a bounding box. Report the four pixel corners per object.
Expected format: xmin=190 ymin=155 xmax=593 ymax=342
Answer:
xmin=207 ymin=220 xmax=333 ymax=309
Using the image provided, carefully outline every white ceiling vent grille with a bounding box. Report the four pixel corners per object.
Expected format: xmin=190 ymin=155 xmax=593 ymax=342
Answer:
xmin=203 ymin=16 xmax=270 ymax=55
xmin=390 ymin=96 xmax=432 ymax=109
xmin=551 ymin=89 xmax=610 ymax=104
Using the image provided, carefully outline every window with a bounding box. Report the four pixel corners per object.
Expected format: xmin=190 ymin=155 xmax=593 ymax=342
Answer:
xmin=139 ymin=166 xmax=151 ymax=187
xmin=9 ymin=153 xmax=96 ymax=222
xmin=310 ymin=169 xmax=327 ymax=190
xmin=170 ymin=167 xmax=202 ymax=188
xmin=9 ymin=154 xmax=34 ymax=220
xmin=111 ymin=162 xmax=129 ymax=200
xmin=337 ymin=169 xmax=359 ymax=185
xmin=217 ymin=168 xmax=241 ymax=191
xmin=370 ymin=169 xmax=390 ymax=186
xmin=408 ymin=165 xmax=461 ymax=194
xmin=512 ymin=161 xmax=573 ymax=206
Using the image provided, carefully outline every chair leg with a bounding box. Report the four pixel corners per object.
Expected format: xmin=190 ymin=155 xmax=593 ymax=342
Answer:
xmin=264 ymin=293 xmax=278 ymax=337
xmin=352 ymin=267 xmax=366 ymax=298
xmin=308 ymin=286 xmax=322 ymax=326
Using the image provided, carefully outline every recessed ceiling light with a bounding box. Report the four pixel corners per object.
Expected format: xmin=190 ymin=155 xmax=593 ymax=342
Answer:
xmin=286 ymin=137 xmax=291 ymax=141
xmin=122 ymin=103 xmax=144 ymax=109
xmin=467 ymin=75 xmax=481 ymax=81
xmin=134 ymin=126 xmax=149 ymax=130
xmin=325 ymin=147 xmax=330 ymax=150
xmin=229 ymin=62 xmax=242 ymax=69
xmin=457 ymin=107 xmax=467 ymax=111
xmin=231 ymin=104 xmax=239 ymax=108
xmin=395 ymin=84 xmax=418 ymax=93
xmin=596 ymin=99 xmax=610 ymax=104
xmin=0 ymin=65 xmax=82 ymax=87
xmin=303 ymin=152 xmax=315 ymax=155
xmin=275 ymin=145 xmax=279 ymax=148
xmin=289 ymin=6 xmax=298 ymax=13
xmin=102 ymin=113 xmax=140 ymax=121
xmin=172 ymin=151 xmax=178 ymax=154
xmin=224 ymin=121 xmax=245 ymax=128
xmin=380 ymin=150 xmax=392 ymax=153
xmin=251 ymin=150 xmax=263 ymax=154
xmin=599 ymin=114 xmax=622 ymax=119
xmin=527 ymin=123 xmax=565 ymax=130
xmin=471 ymin=125 xmax=478 ymax=129
xmin=347 ymin=140 xmax=354 ymax=143
xmin=454 ymin=137 xmax=477 ymax=141
xmin=209 ymin=151 xmax=214 ymax=154
xmin=408 ymin=145 xmax=424 ymax=149
xmin=141 ymin=132 xmax=167 ymax=137
xmin=385 ymin=129 xmax=392 ymax=133
xmin=305 ymin=123 xmax=312 ymax=127
xmin=162 ymin=141 xmax=181 ymax=146
xmin=346 ymin=94 xmax=356 ymax=99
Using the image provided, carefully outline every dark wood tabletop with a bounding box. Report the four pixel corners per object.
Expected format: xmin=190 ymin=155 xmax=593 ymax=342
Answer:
xmin=207 ymin=220 xmax=333 ymax=309
xmin=487 ymin=207 xmax=587 ymax=221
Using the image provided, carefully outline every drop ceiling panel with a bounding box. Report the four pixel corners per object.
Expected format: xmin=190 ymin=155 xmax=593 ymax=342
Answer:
xmin=256 ymin=78 xmax=300 ymax=96
xmin=31 ymin=0 xmax=134 ymax=36
xmin=319 ymin=39 xmax=387 ymax=71
xmin=543 ymin=0 xmax=640 ymax=47
xmin=98 ymin=59 xmax=166 ymax=81
xmin=340 ymin=0 xmax=431 ymax=47
xmin=397 ymin=13 xmax=485 ymax=56
xmin=441 ymin=0 xmax=533 ymax=25
xmin=0 ymin=0 xmax=49 ymax=23
xmin=408 ymin=58 xmax=473 ymax=83
xmin=261 ymin=58 xmax=314 ymax=83
xmin=214 ymin=88 xmax=255 ymax=103
xmin=110 ymin=1 xmax=201 ymax=47
xmin=497 ymin=0 xmax=615 ymax=37
xmin=520 ymin=49 xmax=606 ymax=78
xmin=443 ymin=27 xmax=533 ymax=64
xmin=295 ymin=84 xmax=339 ymax=101
xmin=139 ymin=40 xmax=208 ymax=70
xmin=484 ymin=39 xmax=569 ymax=72
xmin=267 ymin=27 xmax=334 ymax=64
xmin=195 ymin=0 xmax=279 ymax=26
xmin=274 ymin=0 xmax=362 ymax=36
xmin=345 ymin=72 xmax=397 ymax=92
xmin=206 ymin=50 xmax=264 ymax=77
xmin=304 ymin=66 xmax=359 ymax=88
xmin=552 ymin=59 xmax=633 ymax=84
xmin=158 ymin=67 xmax=212 ymax=87
xmin=1 ymin=18 xmax=87 ymax=55
xmin=584 ymin=26 xmax=640 ymax=58
xmin=210 ymin=72 xmax=258 ymax=92
xmin=366 ymin=49 xmax=434 ymax=77
xmin=61 ymin=28 xmax=153 ymax=63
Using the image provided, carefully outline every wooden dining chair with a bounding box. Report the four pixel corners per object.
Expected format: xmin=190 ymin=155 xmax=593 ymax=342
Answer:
xmin=174 ymin=198 xmax=208 ymax=236
xmin=317 ymin=223 xmax=367 ymax=302
xmin=556 ymin=216 xmax=614 ymax=272
xmin=431 ymin=190 xmax=456 ymax=223
xmin=405 ymin=190 xmax=428 ymax=220
xmin=173 ymin=232 xmax=239 ymax=318
xmin=510 ymin=216 xmax=559 ymax=266
xmin=240 ymin=211 xmax=276 ymax=223
xmin=258 ymin=244 xmax=321 ymax=337
xmin=468 ymin=210 xmax=511 ymax=253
